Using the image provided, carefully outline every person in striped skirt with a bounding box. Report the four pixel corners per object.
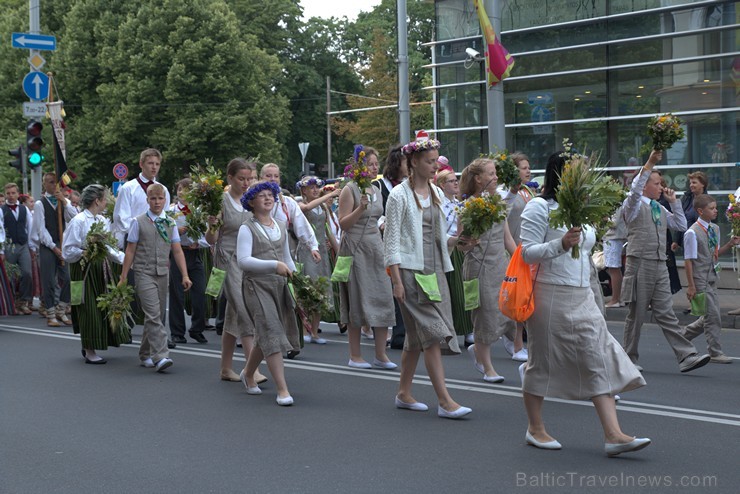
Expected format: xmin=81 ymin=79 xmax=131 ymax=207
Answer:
xmin=62 ymin=185 xmax=127 ymax=364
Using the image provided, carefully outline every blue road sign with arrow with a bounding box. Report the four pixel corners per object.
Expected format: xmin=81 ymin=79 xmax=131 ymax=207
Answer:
xmin=22 ymin=71 xmax=50 ymax=101
xmin=11 ymin=32 xmax=57 ymax=51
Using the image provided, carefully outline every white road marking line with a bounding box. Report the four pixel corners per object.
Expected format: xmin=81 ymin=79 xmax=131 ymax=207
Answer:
xmin=4 ymin=324 xmax=740 ymax=427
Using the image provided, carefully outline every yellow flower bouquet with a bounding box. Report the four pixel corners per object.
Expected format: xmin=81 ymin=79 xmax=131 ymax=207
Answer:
xmin=486 ymin=149 xmax=519 ymax=188
xmin=647 ymin=113 xmax=685 ymax=151
xmin=185 ymin=160 xmax=225 ymax=235
xmin=457 ymin=191 xmax=508 ymax=239
xmin=727 ymin=194 xmax=740 ymax=237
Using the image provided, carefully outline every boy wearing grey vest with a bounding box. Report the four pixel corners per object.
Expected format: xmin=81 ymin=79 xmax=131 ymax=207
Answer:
xmin=621 ymin=151 xmax=709 ymax=373
xmin=32 ymin=173 xmax=78 ymax=327
xmin=1 ymin=183 xmax=34 ymax=314
xmin=682 ymin=194 xmax=740 ymax=364
xmin=119 ymin=184 xmax=192 ymax=372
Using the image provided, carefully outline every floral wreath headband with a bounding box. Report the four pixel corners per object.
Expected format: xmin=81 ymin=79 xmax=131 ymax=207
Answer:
xmin=295 ymin=176 xmax=325 ymax=190
xmin=241 ymin=181 xmax=281 ymax=211
xmin=402 ymin=138 xmax=441 ymax=156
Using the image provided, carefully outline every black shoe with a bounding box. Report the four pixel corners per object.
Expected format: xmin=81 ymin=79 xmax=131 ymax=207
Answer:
xmin=216 ymin=326 xmax=223 ymax=336
xmin=287 ymin=349 xmax=300 ymax=360
xmin=167 ymin=339 xmax=177 ymax=349
xmin=338 ymin=323 xmax=347 ymax=334
xmin=84 ymin=356 xmax=107 ymax=365
xmin=189 ymin=332 xmax=208 ymax=344
xmin=204 ymin=324 xmax=216 ymax=331
xmin=172 ymin=335 xmax=187 ymax=344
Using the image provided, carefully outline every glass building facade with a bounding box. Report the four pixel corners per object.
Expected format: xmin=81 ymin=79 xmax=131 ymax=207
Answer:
xmin=428 ymin=0 xmax=738 ymax=258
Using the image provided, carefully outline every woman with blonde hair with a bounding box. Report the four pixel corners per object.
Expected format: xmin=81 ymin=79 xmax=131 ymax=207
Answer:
xmin=337 ymin=145 xmax=397 ymax=369
xmin=459 ymin=158 xmax=517 ymax=382
xmin=384 ymin=136 xmax=471 ymax=418
xmin=206 ymin=158 xmax=266 ymax=385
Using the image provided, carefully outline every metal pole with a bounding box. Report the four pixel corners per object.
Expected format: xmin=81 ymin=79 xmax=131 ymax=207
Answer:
xmin=326 ymin=76 xmax=333 ymax=178
xmin=485 ymin=0 xmax=505 ymax=152
xmin=397 ymin=0 xmax=410 ymax=143
xmin=29 ymin=0 xmax=43 ymax=200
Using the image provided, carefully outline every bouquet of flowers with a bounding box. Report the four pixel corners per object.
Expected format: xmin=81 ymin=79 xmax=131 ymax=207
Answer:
xmin=97 ymin=281 xmax=135 ymax=334
xmin=184 ymin=160 xmax=225 ymax=235
xmin=727 ymin=194 xmax=740 ymax=237
xmin=290 ymin=272 xmax=330 ymax=316
xmin=456 ymin=191 xmax=508 ymax=239
xmin=342 ymin=144 xmax=374 ymax=192
xmin=174 ymin=205 xmax=208 ymax=243
xmin=550 ymin=139 xmax=626 ymax=259
xmin=486 ymin=149 xmax=520 ymax=188
xmin=81 ymin=220 xmax=118 ymax=270
xmin=647 ymin=113 xmax=685 ymax=151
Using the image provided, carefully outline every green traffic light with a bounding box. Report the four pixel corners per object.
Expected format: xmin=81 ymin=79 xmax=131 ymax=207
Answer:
xmin=28 ymin=151 xmax=43 ymax=166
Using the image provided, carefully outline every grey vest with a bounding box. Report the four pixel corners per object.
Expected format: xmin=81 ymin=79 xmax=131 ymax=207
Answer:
xmin=245 ymin=217 xmax=288 ymax=266
xmin=688 ymin=222 xmax=717 ymax=290
xmin=625 ymin=201 xmax=666 ymax=260
xmin=132 ymin=213 xmax=171 ymax=276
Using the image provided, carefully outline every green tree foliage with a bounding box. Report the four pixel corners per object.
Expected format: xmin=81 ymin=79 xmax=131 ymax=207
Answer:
xmin=50 ymin=0 xmax=290 ymax=188
xmin=0 ymin=0 xmax=33 ymax=187
xmin=1 ymin=0 xmax=436 ymax=190
xmin=334 ymin=0 xmax=434 ymax=154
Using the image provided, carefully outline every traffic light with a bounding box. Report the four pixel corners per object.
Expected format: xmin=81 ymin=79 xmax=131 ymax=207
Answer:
xmin=306 ymin=162 xmax=316 ymax=175
xmin=26 ymin=120 xmax=45 ymax=168
xmin=8 ymin=146 xmax=23 ymax=173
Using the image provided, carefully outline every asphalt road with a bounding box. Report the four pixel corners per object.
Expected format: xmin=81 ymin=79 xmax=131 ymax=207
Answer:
xmin=2 ymin=314 xmax=739 ymax=493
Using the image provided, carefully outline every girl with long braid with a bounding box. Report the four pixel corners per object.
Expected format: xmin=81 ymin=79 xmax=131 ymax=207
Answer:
xmin=383 ymin=136 xmax=471 ymax=419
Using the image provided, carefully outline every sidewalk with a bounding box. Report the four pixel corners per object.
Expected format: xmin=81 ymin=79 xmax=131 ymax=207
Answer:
xmin=602 ymin=287 xmax=740 ymax=329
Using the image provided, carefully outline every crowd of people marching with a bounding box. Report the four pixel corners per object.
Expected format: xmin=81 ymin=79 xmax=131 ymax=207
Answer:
xmin=2 ymin=134 xmax=739 ymax=457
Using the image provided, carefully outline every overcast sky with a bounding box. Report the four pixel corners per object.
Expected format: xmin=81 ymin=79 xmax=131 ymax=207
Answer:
xmin=300 ymin=0 xmax=382 ymax=20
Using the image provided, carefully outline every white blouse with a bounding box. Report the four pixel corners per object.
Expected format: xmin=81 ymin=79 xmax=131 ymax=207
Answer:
xmin=62 ymin=210 xmax=124 ymax=264
xmin=520 ymin=197 xmax=596 ymax=288
xmin=236 ymin=220 xmax=296 ymax=276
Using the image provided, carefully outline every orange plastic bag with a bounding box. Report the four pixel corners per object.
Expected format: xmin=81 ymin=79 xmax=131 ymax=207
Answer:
xmin=499 ymin=244 xmax=537 ymax=322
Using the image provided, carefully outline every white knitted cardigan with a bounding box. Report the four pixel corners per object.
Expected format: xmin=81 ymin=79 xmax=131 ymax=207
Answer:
xmin=383 ymin=180 xmax=453 ymax=272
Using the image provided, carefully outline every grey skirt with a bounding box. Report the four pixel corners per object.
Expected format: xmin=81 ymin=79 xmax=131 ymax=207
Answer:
xmin=522 ymin=282 xmax=645 ymax=400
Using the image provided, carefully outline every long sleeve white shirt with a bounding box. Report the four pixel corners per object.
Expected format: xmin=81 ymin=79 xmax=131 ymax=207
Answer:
xmin=270 ymin=194 xmax=318 ymax=252
xmin=31 ymin=195 xmax=78 ymax=249
xmin=236 ymin=221 xmax=295 ymax=275
xmin=112 ymin=174 xmax=170 ymax=248
xmin=1 ymin=203 xmax=33 ymax=253
xmin=520 ymin=197 xmax=596 ymax=288
xmin=622 ymin=168 xmax=686 ymax=231
xmin=62 ymin=210 xmax=124 ymax=264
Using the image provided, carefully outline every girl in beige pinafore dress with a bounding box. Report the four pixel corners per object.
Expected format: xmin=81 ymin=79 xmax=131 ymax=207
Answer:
xmin=385 ymin=148 xmax=470 ymax=418
xmin=241 ymin=218 xmax=296 ymax=359
xmin=459 ymin=158 xmax=517 ymax=383
xmin=397 ymin=196 xmax=459 ymax=353
xmin=237 ymin=181 xmax=297 ymax=405
xmin=207 ymin=160 xmax=265 ymax=385
xmin=338 ymin=180 xmax=396 ymax=368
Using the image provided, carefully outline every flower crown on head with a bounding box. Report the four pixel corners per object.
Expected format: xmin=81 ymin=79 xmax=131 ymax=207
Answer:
xmin=241 ymin=181 xmax=281 ymax=211
xmin=295 ymin=176 xmax=325 ymax=191
xmin=402 ymin=131 xmax=441 ymax=156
